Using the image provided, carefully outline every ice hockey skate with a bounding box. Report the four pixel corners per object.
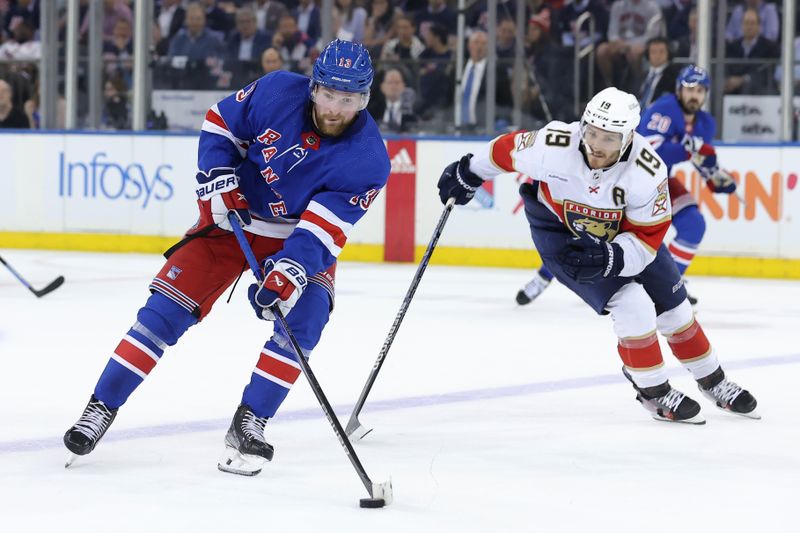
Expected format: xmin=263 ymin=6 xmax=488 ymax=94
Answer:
xmin=515 ymin=271 xmax=551 ymax=305
xmin=622 ymin=368 xmax=705 ymax=424
xmin=63 ymin=395 xmax=118 ymax=467
xmin=697 ymin=367 xmax=760 ymax=419
xmin=218 ymin=404 xmax=274 ymax=476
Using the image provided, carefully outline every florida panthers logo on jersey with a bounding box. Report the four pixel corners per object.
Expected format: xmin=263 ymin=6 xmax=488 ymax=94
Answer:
xmin=563 ymin=200 xmax=623 ymax=241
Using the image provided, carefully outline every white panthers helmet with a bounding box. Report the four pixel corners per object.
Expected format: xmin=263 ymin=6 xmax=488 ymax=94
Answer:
xmin=581 ymin=87 xmax=641 ymax=151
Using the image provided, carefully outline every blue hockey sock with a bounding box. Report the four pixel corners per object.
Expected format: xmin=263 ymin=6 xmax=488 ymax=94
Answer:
xmin=242 ymin=338 xmax=304 ymax=418
xmin=94 ymin=292 xmax=197 ymax=409
xmin=668 ymin=206 xmax=706 ymax=275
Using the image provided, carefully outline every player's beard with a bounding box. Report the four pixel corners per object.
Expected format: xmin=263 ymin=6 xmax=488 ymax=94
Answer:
xmin=679 ymin=95 xmax=702 ymax=114
xmin=313 ymin=106 xmax=356 ymax=137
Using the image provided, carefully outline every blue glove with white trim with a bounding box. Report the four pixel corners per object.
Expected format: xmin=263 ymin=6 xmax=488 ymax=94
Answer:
xmin=248 ymin=258 xmax=308 ymax=320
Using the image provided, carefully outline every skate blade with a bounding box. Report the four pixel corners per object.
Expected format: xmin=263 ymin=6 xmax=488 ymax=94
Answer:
xmin=65 ymin=453 xmax=78 ymax=468
xmin=217 ymin=446 xmax=268 ymax=476
xmin=651 ymin=412 xmax=706 ymax=425
xmin=719 ymin=406 xmax=761 ymax=420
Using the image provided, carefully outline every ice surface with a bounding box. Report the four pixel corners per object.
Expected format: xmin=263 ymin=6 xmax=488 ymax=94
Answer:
xmin=1 ymin=249 xmax=798 ymax=532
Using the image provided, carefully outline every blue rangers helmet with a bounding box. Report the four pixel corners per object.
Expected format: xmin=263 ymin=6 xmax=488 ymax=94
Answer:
xmin=676 ymin=65 xmax=711 ymax=92
xmin=311 ymin=39 xmax=373 ymax=109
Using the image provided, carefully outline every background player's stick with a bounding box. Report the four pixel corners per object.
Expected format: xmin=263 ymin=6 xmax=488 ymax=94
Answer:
xmin=346 ymin=197 xmax=457 ymax=442
xmin=227 ymin=213 xmax=392 ymax=509
xmin=0 ymin=255 xmax=65 ymax=298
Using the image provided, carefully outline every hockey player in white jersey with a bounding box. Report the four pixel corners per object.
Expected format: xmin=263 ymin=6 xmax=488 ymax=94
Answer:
xmin=437 ymin=87 xmax=758 ymax=423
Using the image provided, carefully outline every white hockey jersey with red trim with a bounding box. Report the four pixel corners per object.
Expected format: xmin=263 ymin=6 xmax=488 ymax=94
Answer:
xmin=469 ymin=121 xmax=671 ymax=277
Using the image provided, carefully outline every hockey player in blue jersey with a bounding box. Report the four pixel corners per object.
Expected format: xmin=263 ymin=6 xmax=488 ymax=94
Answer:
xmin=63 ymin=39 xmax=391 ymax=475
xmin=637 ymin=65 xmax=737 ymax=303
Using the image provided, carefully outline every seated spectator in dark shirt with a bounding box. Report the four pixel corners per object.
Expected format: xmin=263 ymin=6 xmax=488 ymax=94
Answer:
xmin=415 ymin=0 xmax=456 ymax=40
xmin=155 ymin=0 xmax=186 ymax=45
xmin=467 ymin=0 xmax=518 ymax=32
xmin=663 ymin=0 xmax=693 ymax=41
xmin=4 ymin=0 xmax=40 ymax=36
xmin=381 ymin=14 xmax=425 ymax=61
xmin=271 ymin=14 xmax=315 ymax=74
xmin=0 ymin=79 xmax=31 ymax=128
xmin=417 ymin=23 xmax=452 ymax=118
xmin=364 ymin=0 xmax=401 ymax=57
xmin=103 ymin=18 xmax=134 ymax=86
xmin=103 ymin=74 xmax=129 ymax=130
xmin=0 ymin=19 xmax=40 ymax=61
xmin=638 ymin=36 xmax=681 ymax=109
xmin=371 ymin=67 xmax=418 ymax=133
xmin=200 ymin=0 xmax=233 ymax=39
xmin=261 ymin=47 xmax=284 ymax=74
xmin=724 ymin=7 xmax=779 ymax=95
xmin=674 ymin=6 xmax=697 ymax=61
xmin=254 ymin=0 xmax=289 ymax=35
xmin=524 ymin=11 xmax=574 ymax=123
xmin=226 ymin=7 xmax=271 ymax=62
xmin=294 ymin=0 xmax=321 ymax=42
xmin=168 ymin=3 xmax=225 ymax=62
xmin=495 ymin=17 xmax=516 ymax=61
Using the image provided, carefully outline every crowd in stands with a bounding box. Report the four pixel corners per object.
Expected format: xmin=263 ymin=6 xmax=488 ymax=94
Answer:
xmin=0 ymin=0 xmax=798 ymax=133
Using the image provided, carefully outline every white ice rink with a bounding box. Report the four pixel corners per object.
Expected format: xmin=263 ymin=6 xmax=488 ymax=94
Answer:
xmin=1 ymin=249 xmax=798 ymax=533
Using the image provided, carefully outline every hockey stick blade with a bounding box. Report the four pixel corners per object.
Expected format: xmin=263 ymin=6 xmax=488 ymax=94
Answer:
xmin=345 ymin=415 xmax=372 ymax=442
xmin=32 ymin=275 xmax=65 ymax=298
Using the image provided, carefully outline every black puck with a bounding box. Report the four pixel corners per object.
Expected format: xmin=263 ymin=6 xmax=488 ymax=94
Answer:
xmin=359 ymin=498 xmax=386 ymax=508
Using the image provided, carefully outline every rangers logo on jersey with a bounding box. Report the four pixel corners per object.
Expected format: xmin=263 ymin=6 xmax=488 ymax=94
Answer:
xmin=564 ymin=200 xmax=623 ymax=241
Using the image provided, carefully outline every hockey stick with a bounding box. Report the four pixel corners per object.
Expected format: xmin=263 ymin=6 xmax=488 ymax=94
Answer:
xmin=346 ymin=197 xmax=457 ymax=442
xmin=227 ymin=213 xmax=392 ymax=508
xmin=0 ymin=255 xmax=65 ymax=298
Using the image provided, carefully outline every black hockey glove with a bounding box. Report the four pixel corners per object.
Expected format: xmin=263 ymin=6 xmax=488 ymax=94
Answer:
xmin=437 ymin=154 xmax=484 ymax=205
xmin=558 ymin=237 xmax=625 ymax=283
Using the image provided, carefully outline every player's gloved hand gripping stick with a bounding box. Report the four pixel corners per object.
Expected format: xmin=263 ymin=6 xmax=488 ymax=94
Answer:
xmin=346 ymin=196 xmax=457 ymax=442
xmin=227 ymin=212 xmax=392 ymax=509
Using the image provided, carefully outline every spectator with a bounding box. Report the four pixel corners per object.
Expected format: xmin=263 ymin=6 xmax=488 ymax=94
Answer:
xmin=417 ymin=23 xmax=452 ymax=117
xmin=456 ymin=30 xmax=512 ymax=131
xmin=260 ymin=46 xmax=284 ymax=74
xmin=168 ymin=3 xmax=225 ymax=62
xmin=156 ymin=0 xmax=186 ymax=45
xmin=415 ymin=0 xmax=457 ymax=40
xmin=0 ymin=78 xmax=30 ymax=128
xmin=372 ymin=68 xmax=418 ymax=132
xmin=103 ymin=74 xmax=129 ymax=130
xmin=558 ymin=0 xmax=609 ymax=48
xmin=226 ymin=7 xmax=270 ymax=61
xmin=364 ymin=0 xmax=399 ymax=55
xmin=663 ymin=0 xmax=693 ymax=41
xmin=726 ymin=0 xmax=779 ymax=44
xmin=0 ymin=19 xmax=39 ymax=60
xmin=80 ymin=0 xmax=133 ymax=42
xmin=253 ymin=0 xmax=289 ymax=35
xmin=294 ymin=0 xmax=321 ymax=43
xmin=334 ymin=0 xmax=368 ymax=43
xmin=725 ymin=7 xmax=779 ymax=94
xmin=467 ymin=0 xmax=519 ymax=32
xmin=271 ymin=14 xmax=315 ymax=73
xmin=674 ymin=6 xmax=697 ymax=60
xmin=495 ymin=17 xmax=516 ymax=60
xmin=638 ymin=36 xmax=680 ymax=109
xmin=596 ymin=0 xmax=664 ymax=90
xmin=381 ymin=14 xmax=425 ymax=61
xmin=103 ymin=18 xmax=134 ymax=87
xmin=524 ymin=10 xmax=573 ymax=123
xmin=200 ymin=0 xmax=233 ymax=39
xmin=4 ymin=0 xmax=39 ymax=36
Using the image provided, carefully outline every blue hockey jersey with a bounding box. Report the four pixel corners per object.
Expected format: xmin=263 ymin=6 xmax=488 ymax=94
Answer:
xmin=197 ymin=70 xmax=390 ymax=278
xmin=636 ymin=93 xmax=717 ymax=174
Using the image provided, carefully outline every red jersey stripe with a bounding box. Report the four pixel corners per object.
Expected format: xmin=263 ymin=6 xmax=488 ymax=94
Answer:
xmin=204 ymin=108 xmax=229 ymax=132
xmin=115 ymin=339 xmax=157 ymax=375
xmin=489 ymin=132 xmax=519 ymax=172
xmin=620 ymin=218 xmax=670 ymax=253
xmin=257 ymin=353 xmax=301 ymax=385
xmin=301 ymin=210 xmax=347 ymax=248
xmin=538 ymin=182 xmax=564 ymax=221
